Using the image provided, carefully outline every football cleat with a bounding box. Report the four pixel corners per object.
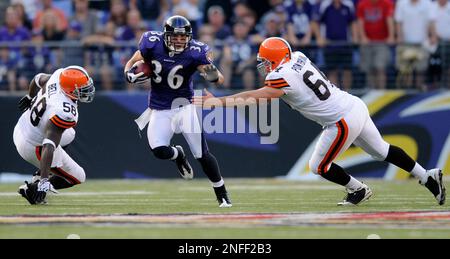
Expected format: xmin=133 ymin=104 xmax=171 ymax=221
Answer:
xmin=174 ymin=145 xmax=194 ymax=180
xmin=420 ymin=168 xmax=446 ymax=205
xmin=214 ymin=186 xmax=232 ymax=208
xmin=337 ymin=184 xmax=373 ymax=206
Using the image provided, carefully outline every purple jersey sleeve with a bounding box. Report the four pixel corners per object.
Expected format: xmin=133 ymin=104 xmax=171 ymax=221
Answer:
xmin=138 ymin=31 xmax=164 ymax=61
xmin=190 ymin=40 xmax=213 ymax=67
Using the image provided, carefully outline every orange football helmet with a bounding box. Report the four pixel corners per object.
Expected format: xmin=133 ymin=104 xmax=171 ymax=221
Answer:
xmin=257 ymin=37 xmax=292 ymax=77
xmin=59 ymin=66 xmax=95 ymax=103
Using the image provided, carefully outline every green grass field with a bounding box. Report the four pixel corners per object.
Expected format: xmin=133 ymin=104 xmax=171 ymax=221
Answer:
xmin=1 ymin=178 xmax=449 ymax=239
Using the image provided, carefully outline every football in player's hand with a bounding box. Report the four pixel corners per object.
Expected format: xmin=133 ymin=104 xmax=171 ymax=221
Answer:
xmin=133 ymin=61 xmax=153 ymax=78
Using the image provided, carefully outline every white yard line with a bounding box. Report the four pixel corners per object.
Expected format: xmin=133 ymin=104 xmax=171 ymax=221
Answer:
xmin=0 ymin=191 xmax=155 ymax=197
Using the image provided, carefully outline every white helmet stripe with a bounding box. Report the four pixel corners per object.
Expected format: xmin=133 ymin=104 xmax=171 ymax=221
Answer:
xmin=64 ymin=65 xmax=90 ymax=79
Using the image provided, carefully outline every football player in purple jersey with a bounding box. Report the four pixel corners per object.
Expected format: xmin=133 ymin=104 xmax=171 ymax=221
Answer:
xmin=124 ymin=15 xmax=232 ymax=207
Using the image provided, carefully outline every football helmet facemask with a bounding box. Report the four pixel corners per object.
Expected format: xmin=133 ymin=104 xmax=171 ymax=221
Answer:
xmin=59 ymin=66 xmax=95 ymax=103
xmin=163 ymin=15 xmax=192 ymax=54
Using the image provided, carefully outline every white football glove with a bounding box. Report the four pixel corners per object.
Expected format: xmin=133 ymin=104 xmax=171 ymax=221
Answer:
xmin=34 ymin=178 xmax=53 ymax=204
xmin=201 ymin=64 xmax=219 ymax=83
xmin=125 ymin=61 xmax=148 ymax=84
xmin=125 ymin=70 xmax=146 ymax=84
xmin=37 ymin=178 xmax=52 ymax=192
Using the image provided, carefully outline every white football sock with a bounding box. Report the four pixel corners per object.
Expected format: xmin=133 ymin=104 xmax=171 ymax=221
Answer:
xmin=345 ymin=176 xmax=365 ymax=192
xmin=410 ymin=163 xmax=427 ymax=183
xmin=212 ymin=178 xmax=224 ymax=188
xmin=170 ymin=146 xmax=178 ymax=160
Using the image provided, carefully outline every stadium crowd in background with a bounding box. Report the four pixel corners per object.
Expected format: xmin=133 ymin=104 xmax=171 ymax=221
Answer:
xmin=0 ymin=0 xmax=449 ymax=92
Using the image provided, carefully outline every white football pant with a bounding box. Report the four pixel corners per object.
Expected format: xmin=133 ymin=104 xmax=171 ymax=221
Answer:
xmin=309 ymin=97 xmax=390 ymax=174
xmin=147 ymin=104 xmax=207 ymax=159
xmin=13 ymin=125 xmax=85 ymax=184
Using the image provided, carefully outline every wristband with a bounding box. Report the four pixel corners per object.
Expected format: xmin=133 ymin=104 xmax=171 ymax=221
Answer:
xmin=42 ymin=138 xmax=56 ymax=149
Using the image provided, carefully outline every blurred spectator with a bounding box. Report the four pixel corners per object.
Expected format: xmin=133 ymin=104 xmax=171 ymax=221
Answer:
xmin=231 ymin=1 xmax=253 ymax=24
xmin=244 ymin=0 xmax=273 ymax=23
xmin=206 ymin=5 xmax=232 ymax=40
xmin=32 ymin=9 xmax=66 ymax=75
xmin=194 ymin=24 xmax=226 ymax=89
xmin=171 ymin=0 xmax=202 ymax=21
xmin=115 ymin=9 xmax=147 ymax=82
xmin=34 ymin=9 xmax=65 ymax=42
xmin=199 ymin=25 xmax=225 ymax=66
xmin=61 ymin=20 xmax=84 ymax=67
xmin=430 ymin=0 xmax=450 ymax=88
xmin=116 ymin=9 xmax=145 ymax=41
xmin=0 ymin=6 xmax=32 ymax=91
xmin=109 ymin=0 xmax=128 ymax=27
xmin=83 ymin=21 xmax=116 ymax=91
xmin=170 ymin=0 xmax=202 ymax=35
xmin=222 ymin=21 xmax=258 ymax=89
xmin=313 ymin=0 xmax=358 ymax=90
xmin=395 ymin=0 xmax=436 ymax=90
xmin=254 ymin=11 xmax=285 ymax=43
xmin=70 ymin=0 xmax=99 ymax=38
xmin=11 ymin=0 xmax=40 ymax=21
xmin=33 ymin=0 xmax=68 ymax=32
xmin=284 ymin=0 xmax=314 ymax=48
xmin=129 ymin=0 xmax=168 ymax=29
xmin=0 ymin=47 xmax=16 ymax=91
xmin=202 ymin=0 xmax=233 ymax=25
xmin=357 ymin=0 xmax=395 ymax=89
xmin=240 ymin=8 xmax=258 ymax=36
xmin=11 ymin=1 xmax=33 ymax=31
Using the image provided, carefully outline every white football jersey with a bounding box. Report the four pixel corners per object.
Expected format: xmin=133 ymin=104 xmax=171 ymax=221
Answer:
xmin=16 ymin=69 xmax=79 ymax=146
xmin=264 ymin=51 xmax=357 ymax=126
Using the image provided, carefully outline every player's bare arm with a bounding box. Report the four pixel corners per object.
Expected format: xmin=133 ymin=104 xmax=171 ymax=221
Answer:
xmin=124 ymin=50 xmax=144 ymax=72
xmin=18 ymin=73 xmax=51 ymax=113
xmin=39 ymin=122 xmax=64 ymax=180
xmin=193 ymin=87 xmax=284 ymax=108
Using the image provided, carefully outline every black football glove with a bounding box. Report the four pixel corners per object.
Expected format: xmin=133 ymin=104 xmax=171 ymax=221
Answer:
xmin=18 ymin=94 xmax=32 ymax=113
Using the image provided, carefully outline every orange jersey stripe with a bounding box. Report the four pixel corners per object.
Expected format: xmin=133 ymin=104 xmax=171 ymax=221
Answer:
xmin=265 ymin=83 xmax=289 ymax=88
xmin=50 ymin=118 xmax=73 ymax=129
xmin=266 ymin=79 xmax=287 ymax=84
xmin=318 ymin=119 xmax=349 ymax=174
xmin=265 ymin=78 xmax=289 ymax=88
xmin=50 ymin=116 xmax=76 ymax=129
xmin=52 ymin=115 xmax=76 ymax=126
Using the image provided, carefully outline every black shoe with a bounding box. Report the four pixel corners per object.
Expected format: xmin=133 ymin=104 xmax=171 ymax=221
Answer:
xmin=174 ymin=145 xmax=193 ymax=180
xmin=214 ymin=186 xmax=232 ymax=208
xmin=421 ymin=169 xmax=446 ymax=205
xmin=337 ymin=184 xmax=373 ymax=206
